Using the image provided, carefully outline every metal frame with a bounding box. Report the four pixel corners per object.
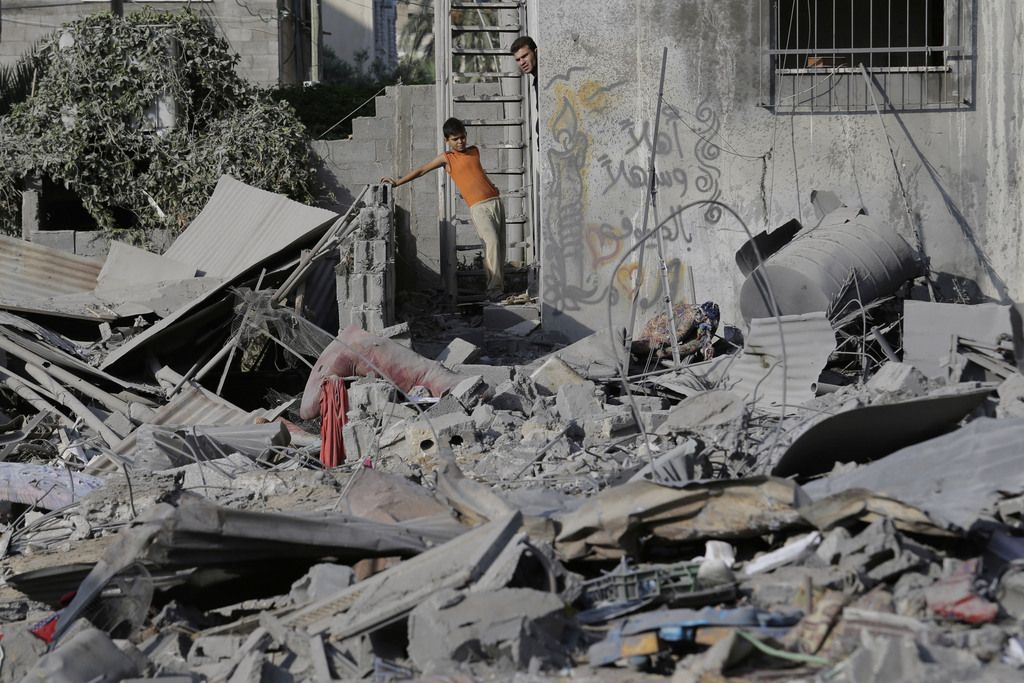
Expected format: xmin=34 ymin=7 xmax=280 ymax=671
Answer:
xmin=762 ymin=0 xmax=974 ymax=113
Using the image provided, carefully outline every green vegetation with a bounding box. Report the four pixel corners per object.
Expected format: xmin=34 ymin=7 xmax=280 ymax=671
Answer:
xmin=0 ymin=10 xmax=319 ymax=240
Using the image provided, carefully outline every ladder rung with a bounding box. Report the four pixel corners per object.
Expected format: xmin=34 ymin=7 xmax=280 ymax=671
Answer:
xmin=486 ymin=167 xmax=526 ymax=175
xmin=454 ymin=25 xmax=522 ymax=33
xmin=453 ymin=94 xmax=523 ymax=103
xmin=452 ymin=48 xmax=509 ymax=56
xmin=452 ymin=2 xmax=520 ymax=8
xmin=502 ymin=188 xmax=528 ymax=197
xmin=463 ymin=118 xmax=524 ymax=126
xmin=454 ymin=71 xmax=523 ymax=79
xmin=456 ymin=244 xmax=484 ymax=251
xmin=472 ymin=142 xmax=525 ymax=150
xmin=455 ymin=214 xmax=528 ymax=224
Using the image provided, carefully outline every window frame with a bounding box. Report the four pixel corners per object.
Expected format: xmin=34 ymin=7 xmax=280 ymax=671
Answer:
xmin=761 ymin=0 xmax=975 ymax=114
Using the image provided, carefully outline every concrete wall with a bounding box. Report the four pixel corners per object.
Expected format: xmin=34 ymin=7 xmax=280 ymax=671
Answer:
xmin=0 ymin=1 xmax=281 ymax=86
xmin=537 ymin=1 xmax=1024 ymax=342
xmin=322 ymin=0 xmax=374 ymax=67
xmin=313 ymin=85 xmax=442 ymax=290
xmin=322 ymin=0 xmax=396 ymax=71
xmin=313 ymin=82 xmax=523 ymax=297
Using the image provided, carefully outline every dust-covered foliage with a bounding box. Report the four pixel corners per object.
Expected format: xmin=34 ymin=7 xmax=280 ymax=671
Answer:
xmin=0 ymin=10 xmax=319 ymax=241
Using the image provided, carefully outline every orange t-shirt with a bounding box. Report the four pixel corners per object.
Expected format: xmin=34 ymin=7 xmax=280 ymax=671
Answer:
xmin=444 ymin=146 xmax=499 ymax=207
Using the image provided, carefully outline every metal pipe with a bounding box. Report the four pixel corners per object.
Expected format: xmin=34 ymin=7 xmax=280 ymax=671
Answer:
xmin=0 ymin=334 xmax=130 ymax=416
xmin=24 ymin=365 xmax=121 ymax=447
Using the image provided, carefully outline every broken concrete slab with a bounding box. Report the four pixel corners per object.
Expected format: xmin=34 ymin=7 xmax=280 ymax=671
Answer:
xmin=20 ymin=622 xmax=145 ymax=683
xmin=435 ymin=337 xmax=482 ymax=367
xmin=555 ymin=477 xmax=806 ymax=561
xmin=529 ymin=356 xmax=587 ymax=396
xmin=407 ymin=588 xmax=574 ymax=672
xmin=0 ymin=462 xmax=103 ymax=510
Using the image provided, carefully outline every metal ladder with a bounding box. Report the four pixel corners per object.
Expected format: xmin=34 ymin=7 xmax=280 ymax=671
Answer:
xmin=434 ymin=0 xmax=535 ymax=305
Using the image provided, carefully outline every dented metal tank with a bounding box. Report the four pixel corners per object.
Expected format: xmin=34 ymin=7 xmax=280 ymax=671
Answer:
xmin=739 ymin=208 xmax=921 ymax=322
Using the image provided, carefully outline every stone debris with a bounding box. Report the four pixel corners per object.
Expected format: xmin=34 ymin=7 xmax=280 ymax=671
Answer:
xmin=2 ymin=184 xmax=1024 ymax=683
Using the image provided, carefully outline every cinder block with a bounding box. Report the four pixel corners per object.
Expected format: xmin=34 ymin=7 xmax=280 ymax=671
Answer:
xmin=352 ymin=117 xmax=392 ymax=139
xmin=374 ymin=96 xmax=396 ymax=118
xmin=347 ymin=273 xmax=383 ymax=306
xmin=342 ymin=419 xmax=376 ymax=463
xmin=530 ymin=356 xmax=587 ymax=396
xmin=436 ymin=338 xmax=482 ymax=367
xmin=353 ymin=240 xmax=388 ymax=273
xmin=75 ymin=230 xmax=109 ymax=258
xmin=405 ymin=413 xmax=478 ymax=461
xmin=337 ymin=139 xmax=377 ymax=160
xmin=375 ymin=139 xmax=395 ymax=162
xmin=30 ymin=230 xmax=75 ymax=253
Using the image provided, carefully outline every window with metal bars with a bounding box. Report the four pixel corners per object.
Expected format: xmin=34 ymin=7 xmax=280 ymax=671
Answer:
xmin=762 ymin=0 xmax=972 ymax=112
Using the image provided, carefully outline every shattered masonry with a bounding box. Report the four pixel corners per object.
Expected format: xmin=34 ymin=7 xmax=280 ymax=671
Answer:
xmin=1 ymin=177 xmax=1024 ymax=682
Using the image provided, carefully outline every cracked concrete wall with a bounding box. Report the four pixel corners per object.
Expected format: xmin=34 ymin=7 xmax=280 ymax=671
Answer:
xmin=537 ymin=1 xmax=1024 ymax=342
xmin=0 ymin=1 xmax=281 ymax=85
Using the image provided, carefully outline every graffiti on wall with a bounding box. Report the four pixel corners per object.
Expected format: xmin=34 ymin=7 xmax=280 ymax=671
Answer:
xmin=542 ymin=68 xmax=730 ymax=327
xmin=542 ymin=77 xmax=623 ymax=313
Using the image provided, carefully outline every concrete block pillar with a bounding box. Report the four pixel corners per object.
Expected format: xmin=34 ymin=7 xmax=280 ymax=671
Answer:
xmin=21 ymin=174 xmax=42 ymax=240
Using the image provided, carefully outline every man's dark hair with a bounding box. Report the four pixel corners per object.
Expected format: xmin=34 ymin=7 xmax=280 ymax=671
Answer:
xmin=442 ymin=117 xmax=467 ymax=139
xmin=509 ymin=35 xmax=537 ymax=55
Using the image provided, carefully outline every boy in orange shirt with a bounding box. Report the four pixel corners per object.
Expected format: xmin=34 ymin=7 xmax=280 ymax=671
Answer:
xmin=382 ymin=117 xmax=506 ymax=300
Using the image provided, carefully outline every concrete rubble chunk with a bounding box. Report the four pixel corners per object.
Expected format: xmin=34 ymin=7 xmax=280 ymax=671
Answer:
xmin=866 ymin=361 xmax=929 ymax=395
xmin=408 ymin=588 xmax=575 ymax=672
xmin=529 ymin=356 xmax=587 ymax=396
xmin=21 ymin=623 xmax=146 ymax=683
xmin=436 ymin=337 xmax=482 ymax=366
xmin=554 ymin=381 xmax=602 ymax=423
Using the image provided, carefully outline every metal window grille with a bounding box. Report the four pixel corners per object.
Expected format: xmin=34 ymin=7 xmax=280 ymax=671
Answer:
xmin=761 ymin=0 xmax=972 ymax=112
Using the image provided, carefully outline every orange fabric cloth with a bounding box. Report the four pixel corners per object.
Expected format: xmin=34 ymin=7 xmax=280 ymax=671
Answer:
xmin=444 ymin=146 xmax=499 ymax=207
xmin=318 ymin=377 xmax=347 ymax=468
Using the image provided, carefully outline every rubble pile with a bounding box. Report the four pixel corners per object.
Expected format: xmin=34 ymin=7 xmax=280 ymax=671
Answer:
xmin=2 ymin=183 xmax=1024 ymax=682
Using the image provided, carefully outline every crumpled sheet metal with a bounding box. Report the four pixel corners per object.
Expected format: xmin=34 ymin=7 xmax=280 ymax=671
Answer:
xmin=554 ymin=477 xmax=807 ymax=562
xmin=804 ymin=417 xmax=1024 ymax=529
xmin=300 ymin=325 xmax=469 ymax=419
xmin=50 ymin=491 xmax=456 ymax=641
xmin=772 ymin=387 xmax=992 ymax=477
xmin=0 ymin=462 xmax=103 ymax=510
xmin=277 ymin=512 xmax=522 ymax=639
xmin=655 ymin=312 xmax=836 ymax=411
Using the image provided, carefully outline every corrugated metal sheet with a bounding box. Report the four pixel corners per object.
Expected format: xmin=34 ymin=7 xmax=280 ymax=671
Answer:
xmin=654 ymin=312 xmax=836 ymax=411
xmin=0 ymin=234 xmax=102 ymax=300
xmin=724 ymin=312 xmax=836 ymax=409
xmin=164 ymin=175 xmax=338 ymax=279
xmin=102 ymin=179 xmax=340 ymax=371
xmin=85 ymin=384 xmax=256 ymax=474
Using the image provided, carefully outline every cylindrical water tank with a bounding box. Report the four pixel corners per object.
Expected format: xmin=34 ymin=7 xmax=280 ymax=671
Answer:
xmin=739 ymin=213 xmax=920 ymax=322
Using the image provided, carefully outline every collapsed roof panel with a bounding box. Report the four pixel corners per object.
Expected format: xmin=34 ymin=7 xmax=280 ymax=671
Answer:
xmin=162 ymin=175 xmax=338 ymax=280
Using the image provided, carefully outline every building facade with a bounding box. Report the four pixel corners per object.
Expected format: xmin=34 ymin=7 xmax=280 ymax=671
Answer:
xmin=535 ymin=1 xmax=1023 ymax=342
xmin=1 ymin=0 xmax=284 ymax=85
